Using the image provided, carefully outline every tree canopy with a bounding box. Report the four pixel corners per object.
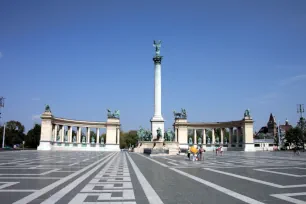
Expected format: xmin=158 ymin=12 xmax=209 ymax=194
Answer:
xmin=0 ymin=120 xmax=26 ymax=147
xmin=25 ymin=124 xmax=41 ymax=148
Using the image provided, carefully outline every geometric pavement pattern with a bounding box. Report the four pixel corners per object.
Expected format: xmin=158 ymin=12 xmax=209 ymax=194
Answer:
xmin=1 ymin=150 xmax=306 ymax=203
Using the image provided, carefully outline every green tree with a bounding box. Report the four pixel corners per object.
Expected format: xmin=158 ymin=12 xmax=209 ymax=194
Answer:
xmin=285 ymin=127 xmax=303 ymax=149
xmin=124 ymin=130 xmax=138 ymax=148
xmin=0 ymin=120 xmax=25 ymax=147
xmin=25 ymin=124 xmax=41 ymax=148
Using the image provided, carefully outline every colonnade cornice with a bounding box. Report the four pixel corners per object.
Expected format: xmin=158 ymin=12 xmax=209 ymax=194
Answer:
xmin=174 ymin=120 xmax=245 ymax=129
xmin=52 ymin=117 xmax=108 ymax=128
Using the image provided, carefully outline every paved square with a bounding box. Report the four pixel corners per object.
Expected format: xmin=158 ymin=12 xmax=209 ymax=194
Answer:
xmin=1 ymin=151 xmax=306 ymax=203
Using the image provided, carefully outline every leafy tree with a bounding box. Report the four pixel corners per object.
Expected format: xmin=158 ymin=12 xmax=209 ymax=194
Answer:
xmin=25 ymin=124 xmax=41 ymax=148
xmin=285 ymin=127 xmax=303 ymax=149
xmin=72 ymin=130 xmax=77 ymax=137
xmin=0 ymin=120 xmax=25 ymax=147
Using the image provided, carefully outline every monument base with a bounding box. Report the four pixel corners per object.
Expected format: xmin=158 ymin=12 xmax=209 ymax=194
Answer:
xmin=37 ymin=141 xmax=52 ymax=151
xmin=150 ymin=117 xmax=164 ymax=141
xmin=134 ymin=141 xmax=179 ymax=155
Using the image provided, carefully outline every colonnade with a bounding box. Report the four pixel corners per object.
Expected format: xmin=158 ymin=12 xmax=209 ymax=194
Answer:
xmin=184 ymin=127 xmax=243 ymax=146
xmin=38 ymin=108 xmax=121 ymax=151
xmin=173 ymin=114 xmax=254 ymax=151
xmin=51 ymin=124 xmax=120 ymax=145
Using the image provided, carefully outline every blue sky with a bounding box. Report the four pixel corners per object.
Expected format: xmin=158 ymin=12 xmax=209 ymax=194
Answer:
xmin=0 ymin=0 xmax=306 ymax=132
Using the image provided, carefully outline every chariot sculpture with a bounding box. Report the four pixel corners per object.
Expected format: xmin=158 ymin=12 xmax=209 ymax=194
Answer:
xmin=107 ymin=109 xmax=120 ymax=119
xmin=173 ymin=108 xmax=187 ymax=119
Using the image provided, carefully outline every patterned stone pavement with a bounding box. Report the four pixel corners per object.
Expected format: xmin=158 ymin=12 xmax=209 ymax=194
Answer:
xmin=1 ymin=150 xmax=306 ymax=203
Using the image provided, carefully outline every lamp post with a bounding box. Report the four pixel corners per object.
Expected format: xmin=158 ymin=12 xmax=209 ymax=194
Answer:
xmin=277 ymin=120 xmax=281 ymax=150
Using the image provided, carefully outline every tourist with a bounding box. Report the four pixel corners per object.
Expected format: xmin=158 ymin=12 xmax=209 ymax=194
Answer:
xmin=187 ymin=148 xmax=191 ymax=160
xmin=220 ymin=146 xmax=223 ymax=156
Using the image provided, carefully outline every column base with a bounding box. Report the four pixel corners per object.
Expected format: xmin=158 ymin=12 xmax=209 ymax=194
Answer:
xmin=151 ymin=118 xmax=164 ymax=141
xmin=37 ymin=141 xmax=52 ymax=151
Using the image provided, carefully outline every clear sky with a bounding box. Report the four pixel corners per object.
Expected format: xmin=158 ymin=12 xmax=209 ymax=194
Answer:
xmin=0 ymin=0 xmax=306 ymax=133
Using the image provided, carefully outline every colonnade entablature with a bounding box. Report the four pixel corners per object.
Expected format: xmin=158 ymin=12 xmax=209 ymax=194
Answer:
xmin=38 ymin=105 xmax=121 ymax=151
xmin=173 ymin=109 xmax=255 ymax=152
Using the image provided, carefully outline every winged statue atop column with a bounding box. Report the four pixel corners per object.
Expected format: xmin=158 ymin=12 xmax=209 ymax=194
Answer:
xmin=153 ymin=40 xmax=162 ymax=56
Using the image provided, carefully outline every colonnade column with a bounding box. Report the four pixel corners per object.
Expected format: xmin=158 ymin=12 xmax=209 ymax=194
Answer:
xmin=236 ymin=127 xmax=240 ymax=144
xmin=212 ymin=128 xmax=215 ymax=144
xmin=61 ymin=126 xmax=64 ymax=142
xmin=193 ymin=129 xmax=197 ymax=145
xmin=87 ymin=127 xmax=90 ymax=143
xmin=221 ymin=128 xmax=224 ymax=144
xmin=229 ymin=127 xmax=233 ymax=145
xmin=203 ymin=129 xmax=206 ymax=145
xmin=116 ymin=128 xmax=120 ymax=144
xmin=77 ymin=127 xmax=81 ymax=143
xmin=54 ymin=125 xmax=58 ymax=142
xmin=96 ymin=128 xmax=100 ymax=144
xmin=68 ymin=126 xmax=72 ymax=143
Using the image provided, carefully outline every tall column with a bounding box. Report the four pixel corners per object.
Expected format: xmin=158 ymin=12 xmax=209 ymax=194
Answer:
xmin=151 ymin=42 xmax=164 ymax=140
xmin=203 ymin=129 xmax=206 ymax=144
xmin=221 ymin=128 xmax=224 ymax=144
xmin=68 ymin=126 xmax=72 ymax=143
xmin=87 ymin=127 xmax=90 ymax=143
xmin=77 ymin=127 xmax=81 ymax=143
xmin=61 ymin=126 xmax=64 ymax=142
xmin=54 ymin=125 xmax=58 ymax=142
xmin=212 ymin=128 xmax=215 ymax=144
xmin=96 ymin=128 xmax=100 ymax=144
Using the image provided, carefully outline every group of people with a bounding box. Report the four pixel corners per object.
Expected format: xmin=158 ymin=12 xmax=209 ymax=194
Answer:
xmin=186 ymin=145 xmax=224 ymax=161
xmin=187 ymin=146 xmax=205 ymax=161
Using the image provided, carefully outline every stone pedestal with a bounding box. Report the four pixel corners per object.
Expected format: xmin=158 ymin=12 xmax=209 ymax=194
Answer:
xmin=37 ymin=111 xmax=53 ymax=151
xmin=151 ymin=118 xmax=164 ymax=140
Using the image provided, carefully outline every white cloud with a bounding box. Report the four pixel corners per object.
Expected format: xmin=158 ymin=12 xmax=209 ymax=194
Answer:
xmin=31 ymin=97 xmax=40 ymax=101
xmin=32 ymin=114 xmax=41 ymax=120
xmin=0 ymin=52 xmax=2 ymax=59
xmin=279 ymin=74 xmax=306 ymax=86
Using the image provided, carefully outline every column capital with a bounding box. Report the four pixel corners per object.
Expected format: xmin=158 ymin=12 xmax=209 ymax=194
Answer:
xmin=153 ymin=56 xmax=163 ymax=64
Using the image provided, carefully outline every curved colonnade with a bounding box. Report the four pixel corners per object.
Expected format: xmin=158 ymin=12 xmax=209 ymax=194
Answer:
xmin=173 ymin=115 xmax=254 ymax=151
xmin=38 ymin=110 xmax=120 ymax=151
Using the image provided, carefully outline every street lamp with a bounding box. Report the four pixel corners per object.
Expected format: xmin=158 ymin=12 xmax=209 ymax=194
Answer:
xmin=277 ymin=120 xmax=281 ymax=150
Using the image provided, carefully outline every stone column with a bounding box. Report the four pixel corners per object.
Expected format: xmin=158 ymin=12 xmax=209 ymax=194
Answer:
xmin=116 ymin=128 xmax=120 ymax=144
xmin=87 ymin=127 xmax=90 ymax=143
xmin=193 ymin=129 xmax=197 ymax=145
xmin=212 ymin=128 xmax=215 ymax=144
xmin=236 ymin=128 xmax=240 ymax=144
xmin=151 ymin=53 xmax=164 ymax=140
xmin=61 ymin=126 xmax=64 ymax=142
xmin=221 ymin=128 xmax=224 ymax=144
xmin=203 ymin=129 xmax=206 ymax=145
xmin=96 ymin=128 xmax=100 ymax=144
xmin=54 ymin=125 xmax=58 ymax=142
xmin=229 ymin=127 xmax=233 ymax=145
xmin=68 ymin=126 xmax=72 ymax=143
xmin=77 ymin=127 xmax=81 ymax=143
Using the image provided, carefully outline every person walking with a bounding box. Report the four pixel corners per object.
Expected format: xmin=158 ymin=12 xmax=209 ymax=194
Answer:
xmin=187 ymin=147 xmax=191 ymax=160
